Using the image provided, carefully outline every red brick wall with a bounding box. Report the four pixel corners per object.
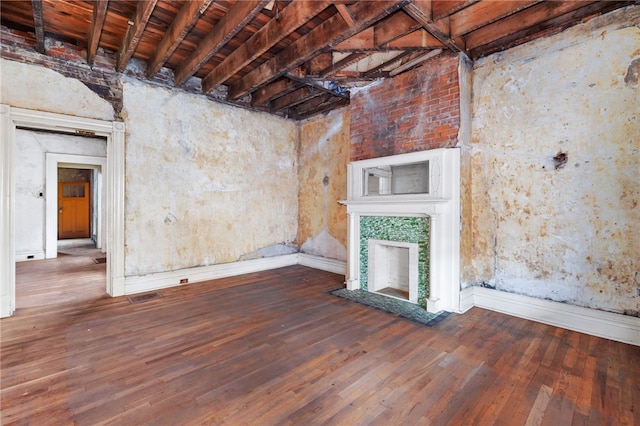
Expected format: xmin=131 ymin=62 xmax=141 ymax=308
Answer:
xmin=349 ymin=53 xmax=461 ymax=161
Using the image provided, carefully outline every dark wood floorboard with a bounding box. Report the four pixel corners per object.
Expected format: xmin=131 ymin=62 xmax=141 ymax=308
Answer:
xmin=2 ymin=253 xmax=639 ymax=425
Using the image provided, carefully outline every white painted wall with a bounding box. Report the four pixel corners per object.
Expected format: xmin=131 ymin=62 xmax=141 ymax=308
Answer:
xmin=15 ymin=130 xmax=106 ymax=260
xmin=471 ymin=7 xmax=640 ymax=315
xmin=122 ymin=79 xmax=298 ymax=276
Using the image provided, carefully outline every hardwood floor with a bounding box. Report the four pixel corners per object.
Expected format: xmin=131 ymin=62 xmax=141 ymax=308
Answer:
xmin=2 ymin=254 xmax=639 ymax=425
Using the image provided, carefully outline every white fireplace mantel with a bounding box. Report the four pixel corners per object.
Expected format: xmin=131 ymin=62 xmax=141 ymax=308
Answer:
xmin=339 ymin=148 xmax=461 ymax=313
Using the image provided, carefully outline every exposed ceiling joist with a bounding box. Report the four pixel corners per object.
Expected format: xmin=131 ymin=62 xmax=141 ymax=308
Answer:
xmin=252 ymin=78 xmax=302 ymax=107
xmin=117 ymin=0 xmax=158 ymax=72
xmin=228 ymin=0 xmax=411 ymax=100
xmin=146 ymin=0 xmax=212 ymax=78
xmin=202 ymin=0 xmax=332 ymax=93
xmin=291 ymin=93 xmax=350 ymax=120
xmin=450 ymin=0 xmax=542 ymax=37
xmin=364 ymin=50 xmax=415 ymax=77
xmin=3 ymin=0 xmax=632 ymax=120
xmin=465 ymin=0 xmax=598 ymax=53
xmin=271 ymin=86 xmax=323 ymax=111
xmin=385 ymin=29 xmax=442 ymax=50
xmin=319 ymin=52 xmax=368 ymax=78
xmin=87 ymin=0 xmax=109 ymax=66
xmin=432 ymin=0 xmax=480 ymax=20
xmin=174 ymin=0 xmax=269 ymax=86
xmin=403 ymin=1 xmax=466 ymax=53
xmin=31 ymin=0 xmax=45 ymax=53
xmin=335 ymin=4 xmax=356 ymax=26
xmin=468 ymin=0 xmax=628 ymax=58
xmin=389 ymin=48 xmax=442 ymax=76
xmin=333 ymin=11 xmax=424 ymax=51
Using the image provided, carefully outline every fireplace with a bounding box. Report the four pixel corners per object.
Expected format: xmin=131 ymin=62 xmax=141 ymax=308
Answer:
xmin=368 ymin=239 xmax=419 ymax=303
xmin=340 ymin=148 xmax=461 ymax=313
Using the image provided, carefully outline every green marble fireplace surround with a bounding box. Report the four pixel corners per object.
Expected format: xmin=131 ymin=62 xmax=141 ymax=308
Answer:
xmin=359 ymin=215 xmax=430 ymax=308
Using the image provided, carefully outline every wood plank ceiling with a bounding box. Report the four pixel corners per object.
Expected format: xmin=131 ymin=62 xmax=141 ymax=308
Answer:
xmin=0 ymin=0 xmax=635 ymax=120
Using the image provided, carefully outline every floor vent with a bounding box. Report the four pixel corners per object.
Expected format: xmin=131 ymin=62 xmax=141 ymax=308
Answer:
xmin=128 ymin=292 xmax=163 ymax=304
xmin=94 ymin=257 xmax=107 ymax=264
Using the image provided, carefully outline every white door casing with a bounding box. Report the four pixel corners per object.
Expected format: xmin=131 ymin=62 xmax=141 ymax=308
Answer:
xmin=0 ymin=105 xmax=125 ymax=317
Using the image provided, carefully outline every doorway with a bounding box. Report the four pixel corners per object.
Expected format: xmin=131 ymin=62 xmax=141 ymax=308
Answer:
xmin=1 ymin=105 xmax=126 ymax=318
xmin=45 ymin=155 xmax=106 ymax=259
xmin=58 ymin=181 xmax=91 ymax=240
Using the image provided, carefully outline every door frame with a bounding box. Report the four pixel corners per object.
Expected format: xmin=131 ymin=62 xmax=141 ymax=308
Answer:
xmin=1 ymin=105 xmax=125 ymax=318
xmin=47 ymin=154 xmax=106 ymax=258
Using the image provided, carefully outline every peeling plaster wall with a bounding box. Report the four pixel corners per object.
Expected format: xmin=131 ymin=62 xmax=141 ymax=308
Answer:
xmin=122 ymin=79 xmax=298 ymax=276
xmin=471 ymin=7 xmax=640 ymax=315
xmin=0 ymin=58 xmax=115 ymax=120
xmin=297 ymin=109 xmax=349 ymax=261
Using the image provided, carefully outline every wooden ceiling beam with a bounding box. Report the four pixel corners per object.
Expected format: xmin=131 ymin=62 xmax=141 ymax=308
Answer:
xmin=174 ymin=0 xmax=269 ymax=86
xmin=291 ymin=93 xmax=350 ymax=120
xmin=229 ymin=0 xmax=411 ymax=100
xmin=319 ymin=52 xmax=368 ymax=78
xmin=432 ymin=0 xmax=479 ymax=20
xmin=389 ymin=48 xmax=442 ymax=76
xmin=374 ymin=10 xmax=423 ymax=46
xmin=31 ymin=0 xmax=45 ymax=53
xmin=363 ymin=50 xmax=415 ymax=77
xmin=87 ymin=0 xmax=108 ymax=66
xmin=252 ymin=78 xmax=302 ymax=106
xmin=387 ymin=29 xmax=442 ymax=49
xmin=334 ymin=11 xmax=423 ymax=51
xmin=464 ymin=0 xmax=599 ymax=52
xmin=271 ymin=87 xmax=323 ymax=111
xmin=146 ymin=0 xmax=212 ymax=78
xmin=403 ymin=0 xmax=466 ymax=53
xmin=202 ymin=0 xmax=331 ymax=94
xmin=116 ymin=0 xmax=158 ymax=72
xmin=468 ymin=1 xmax=623 ymax=58
xmin=450 ymin=0 xmax=542 ymax=37
xmin=334 ymin=28 xmax=441 ymax=52
xmin=286 ymin=74 xmax=351 ymax=98
xmin=335 ymin=4 xmax=356 ymax=26
xmin=333 ymin=28 xmax=374 ymax=51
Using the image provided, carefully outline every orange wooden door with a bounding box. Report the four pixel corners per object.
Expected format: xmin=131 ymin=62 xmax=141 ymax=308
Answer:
xmin=58 ymin=182 xmax=90 ymax=239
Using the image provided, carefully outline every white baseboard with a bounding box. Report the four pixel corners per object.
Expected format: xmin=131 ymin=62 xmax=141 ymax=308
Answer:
xmin=471 ymin=286 xmax=640 ymax=346
xmin=298 ymin=253 xmax=347 ymax=275
xmin=124 ymin=254 xmax=298 ymax=295
xmin=15 ymin=250 xmax=45 ymax=262
xmin=458 ymin=286 xmax=474 ymax=313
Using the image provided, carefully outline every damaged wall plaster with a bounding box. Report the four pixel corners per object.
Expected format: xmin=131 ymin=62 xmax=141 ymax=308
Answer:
xmin=471 ymin=7 xmax=640 ymax=315
xmin=298 ymin=109 xmax=349 ymax=261
xmin=122 ymin=79 xmax=298 ymax=276
xmin=0 ymin=58 xmax=115 ymax=120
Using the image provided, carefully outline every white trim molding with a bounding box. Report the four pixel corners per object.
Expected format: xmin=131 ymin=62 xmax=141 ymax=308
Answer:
xmin=0 ymin=105 xmax=125 ymax=317
xmin=0 ymin=105 xmax=16 ymax=317
xmin=125 ymin=254 xmax=299 ymax=294
xmin=298 ymin=253 xmax=347 ymax=275
xmin=125 ymin=253 xmax=347 ymax=295
xmin=468 ymin=286 xmax=640 ymax=346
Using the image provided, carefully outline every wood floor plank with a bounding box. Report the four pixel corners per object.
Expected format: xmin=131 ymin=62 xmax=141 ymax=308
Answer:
xmin=2 ymin=251 xmax=640 ymax=425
